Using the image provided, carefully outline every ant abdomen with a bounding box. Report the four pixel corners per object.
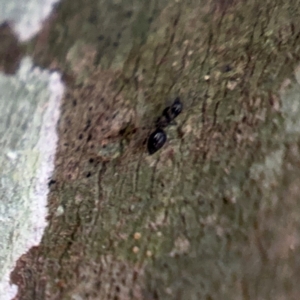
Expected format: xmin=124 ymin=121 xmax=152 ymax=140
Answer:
xmin=147 ymin=128 xmax=167 ymax=155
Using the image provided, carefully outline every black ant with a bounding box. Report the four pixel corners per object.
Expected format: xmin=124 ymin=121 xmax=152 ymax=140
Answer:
xmin=147 ymin=97 xmax=183 ymax=155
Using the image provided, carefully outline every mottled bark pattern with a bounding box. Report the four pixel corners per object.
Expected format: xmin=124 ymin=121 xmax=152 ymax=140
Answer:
xmin=7 ymin=0 xmax=300 ymax=299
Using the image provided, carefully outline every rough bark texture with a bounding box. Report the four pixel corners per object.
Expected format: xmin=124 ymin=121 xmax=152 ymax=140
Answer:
xmin=4 ymin=0 xmax=300 ymax=299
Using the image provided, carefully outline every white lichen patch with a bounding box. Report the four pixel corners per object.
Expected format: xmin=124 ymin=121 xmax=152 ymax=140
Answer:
xmin=0 ymin=0 xmax=61 ymax=41
xmin=249 ymin=148 xmax=284 ymax=211
xmin=249 ymin=64 xmax=300 ymax=210
xmin=0 ymin=57 xmax=64 ymax=299
xmin=280 ymin=65 xmax=300 ymax=136
xmin=250 ymin=149 xmax=284 ymax=190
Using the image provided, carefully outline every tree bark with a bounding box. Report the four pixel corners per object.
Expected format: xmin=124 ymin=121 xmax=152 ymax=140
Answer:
xmin=6 ymin=0 xmax=300 ymax=299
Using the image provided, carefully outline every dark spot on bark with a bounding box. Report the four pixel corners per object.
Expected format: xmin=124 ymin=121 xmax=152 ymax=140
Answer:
xmin=0 ymin=22 xmax=23 ymax=74
xmin=113 ymin=41 xmax=119 ymax=47
xmin=117 ymin=32 xmax=122 ymax=39
xmin=73 ymin=100 xmax=77 ymax=106
xmin=223 ymin=64 xmax=232 ymax=72
xmin=84 ymin=120 xmax=91 ymax=131
xmin=89 ymin=158 xmax=94 ymax=163
xmin=89 ymin=13 xmax=97 ymax=24
xmin=78 ymin=133 xmax=83 ymax=140
xmin=126 ymin=11 xmax=132 ymax=18
xmin=86 ymin=172 xmax=91 ymax=178
xmin=87 ymin=134 xmax=92 ymax=142
xmin=48 ymin=179 xmax=56 ymax=187
xmin=119 ymin=128 xmax=126 ymax=135
xmin=148 ymin=17 xmax=153 ymax=23
xmin=98 ymin=35 xmax=104 ymax=41
xmin=153 ymin=290 xmax=159 ymax=300
xmin=95 ymin=280 xmax=101 ymax=289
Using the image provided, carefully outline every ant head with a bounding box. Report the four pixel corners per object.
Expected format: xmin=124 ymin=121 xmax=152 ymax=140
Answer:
xmin=171 ymin=97 xmax=183 ymax=118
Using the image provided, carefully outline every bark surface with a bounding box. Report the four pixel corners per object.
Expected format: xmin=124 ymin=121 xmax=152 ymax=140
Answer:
xmin=4 ymin=0 xmax=300 ymax=299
